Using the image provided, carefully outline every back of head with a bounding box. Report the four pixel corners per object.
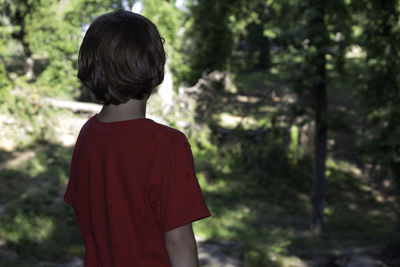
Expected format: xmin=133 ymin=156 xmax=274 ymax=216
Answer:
xmin=78 ymin=10 xmax=166 ymax=105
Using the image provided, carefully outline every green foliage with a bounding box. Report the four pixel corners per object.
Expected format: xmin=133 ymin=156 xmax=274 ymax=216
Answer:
xmin=67 ymin=0 xmax=116 ymax=24
xmin=142 ymin=0 xmax=189 ymax=84
xmin=187 ymin=0 xmax=242 ymax=80
xmin=289 ymin=125 xmax=301 ymax=165
xmin=354 ymin=0 xmax=400 ymax=222
xmin=26 ymin=0 xmax=81 ymax=96
xmin=0 ymin=8 xmax=13 ymax=101
xmin=0 ymin=58 xmax=12 ymax=102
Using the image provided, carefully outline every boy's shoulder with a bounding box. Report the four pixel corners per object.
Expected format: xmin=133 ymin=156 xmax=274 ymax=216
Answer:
xmin=151 ymin=120 xmax=189 ymax=147
xmin=80 ymin=115 xmax=189 ymax=146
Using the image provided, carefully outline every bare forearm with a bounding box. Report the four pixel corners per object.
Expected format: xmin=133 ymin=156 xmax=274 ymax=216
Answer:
xmin=165 ymin=224 xmax=199 ymax=267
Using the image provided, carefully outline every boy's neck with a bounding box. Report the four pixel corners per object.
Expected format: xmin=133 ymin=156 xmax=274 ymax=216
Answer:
xmin=97 ymin=98 xmax=147 ymax=122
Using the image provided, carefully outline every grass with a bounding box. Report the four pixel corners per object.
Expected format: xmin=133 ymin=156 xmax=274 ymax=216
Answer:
xmin=193 ymin=148 xmax=396 ymax=265
xmin=0 ymin=144 xmax=84 ymax=266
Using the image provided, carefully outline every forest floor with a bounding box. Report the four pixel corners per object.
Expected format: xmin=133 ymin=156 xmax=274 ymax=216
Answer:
xmin=187 ymin=64 xmax=400 ymax=266
xmin=1 ymin=61 xmax=400 ymax=266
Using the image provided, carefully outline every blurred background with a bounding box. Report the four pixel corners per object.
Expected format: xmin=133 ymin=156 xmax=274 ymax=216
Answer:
xmin=0 ymin=0 xmax=399 ymax=266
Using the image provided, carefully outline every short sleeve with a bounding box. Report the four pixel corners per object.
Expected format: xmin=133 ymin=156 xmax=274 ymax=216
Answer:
xmin=64 ymin=182 xmax=73 ymax=206
xmin=63 ymin=126 xmax=87 ymax=209
xmin=160 ymin=138 xmax=210 ymax=232
xmin=64 ymin=145 xmax=78 ymax=208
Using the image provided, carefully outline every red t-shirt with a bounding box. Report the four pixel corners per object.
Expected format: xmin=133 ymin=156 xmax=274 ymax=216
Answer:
xmin=64 ymin=115 xmax=210 ymax=267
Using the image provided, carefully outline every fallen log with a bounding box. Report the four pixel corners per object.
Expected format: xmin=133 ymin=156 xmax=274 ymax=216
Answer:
xmin=41 ymin=97 xmax=101 ymax=113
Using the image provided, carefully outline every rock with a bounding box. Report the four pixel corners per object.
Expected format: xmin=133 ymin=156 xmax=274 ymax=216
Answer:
xmin=37 ymin=257 xmax=84 ymax=267
xmin=335 ymin=255 xmax=387 ymax=267
xmin=0 ymin=248 xmax=18 ymax=261
xmin=280 ymin=256 xmax=308 ymax=267
xmin=198 ymin=240 xmax=240 ymax=267
xmin=57 ymin=257 xmax=83 ymax=267
xmin=53 ymin=240 xmax=239 ymax=267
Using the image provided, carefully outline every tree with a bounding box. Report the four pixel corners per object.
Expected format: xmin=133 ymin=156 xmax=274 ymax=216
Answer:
xmin=355 ymin=0 xmax=400 ymax=229
xmin=306 ymin=0 xmax=329 ymax=231
xmin=0 ymin=25 xmax=12 ymax=101
xmin=246 ymin=11 xmax=271 ymax=69
xmin=285 ymin=0 xmax=352 ymax=231
xmin=187 ymin=0 xmax=241 ymax=81
xmin=243 ymin=0 xmax=285 ymax=70
xmin=0 ymin=0 xmax=85 ymax=95
xmin=0 ymin=0 xmax=38 ymax=80
xmin=142 ymin=0 xmax=187 ymax=83
xmin=28 ymin=0 xmax=138 ymax=96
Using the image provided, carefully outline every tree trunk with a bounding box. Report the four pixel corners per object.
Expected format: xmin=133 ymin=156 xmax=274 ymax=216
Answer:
xmin=257 ymin=36 xmax=270 ymax=69
xmin=309 ymin=0 xmax=328 ymax=233
xmin=311 ymin=55 xmax=327 ymax=232
xmin=23 ymin=43 xmax=34 ymax=81
xmin=12 ymin=8 xmax=35 ymax=81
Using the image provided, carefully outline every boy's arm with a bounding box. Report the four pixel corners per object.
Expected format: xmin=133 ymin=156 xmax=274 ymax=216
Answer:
xmin=165 ymin=223 xmax=199 ymax=267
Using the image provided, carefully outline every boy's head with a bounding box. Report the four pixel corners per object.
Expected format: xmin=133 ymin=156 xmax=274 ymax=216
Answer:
xmin=78 ymin=10 xmax=166 ymax=105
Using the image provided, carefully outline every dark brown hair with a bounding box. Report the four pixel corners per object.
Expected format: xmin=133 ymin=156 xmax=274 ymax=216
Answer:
xmin=78 ymin=10 xmax=166 ymax=105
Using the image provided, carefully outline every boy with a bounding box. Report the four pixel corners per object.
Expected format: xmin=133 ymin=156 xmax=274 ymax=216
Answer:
xmin=64 ymin=10 xmax=210 ymax=267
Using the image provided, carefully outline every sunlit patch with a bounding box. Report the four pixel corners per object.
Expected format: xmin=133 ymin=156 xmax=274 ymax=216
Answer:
xmin=1 ymin=213 xmax=54 ymax=243
xmin=346 ymin=45 xmax=366 ymax=58
xmin=60 ymin=134 xmax=76 ymax=146
xmin=348 ymin=203 xmax=358 ymax=210
xmin=215 ymin=113 xmax=258 ymax=129
xmin=235 ymin=95 xmax=259 ymax=104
